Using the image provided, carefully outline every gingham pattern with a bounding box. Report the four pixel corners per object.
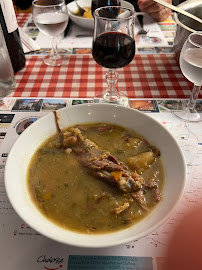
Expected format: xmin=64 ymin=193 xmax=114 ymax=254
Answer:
xmin=12 ymin=54 xmax=199 ymax=99
xmin=15 ymin=13 xmax=200 ymax=99
xmin=17 ymin=13 xmax=31 ymax=28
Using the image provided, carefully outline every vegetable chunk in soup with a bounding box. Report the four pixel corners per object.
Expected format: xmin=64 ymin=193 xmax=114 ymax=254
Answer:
xmin=27 ymin=123 xmax=164 ymax=234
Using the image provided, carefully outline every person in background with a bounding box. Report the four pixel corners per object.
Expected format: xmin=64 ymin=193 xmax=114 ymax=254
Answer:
xmin=128 ymin=0 xmax=183 ymax=22
xmin=131 ymin=0 xmax=171 ymax=21
xmin=13 ymin=0 xmax=182 ymax=22
xmin=65 ymin=0 xmax=182 ymax=22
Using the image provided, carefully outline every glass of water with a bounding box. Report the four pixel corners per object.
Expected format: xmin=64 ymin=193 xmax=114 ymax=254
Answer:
xmin=0 ymin=25 xmax=15 ymax=98
xmin=174 ymin=32 xmax=202 ymax=122
xmin=32 ymin=0 xmax=69 ymax=66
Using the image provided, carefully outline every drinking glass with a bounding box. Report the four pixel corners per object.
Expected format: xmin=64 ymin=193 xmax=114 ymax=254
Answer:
xmin=92 ymin=6 xmax=135 ymax=107
xmin=0 ymin=25 xmax=15 ymax=98
xmin=91 ymin=0 xmax=121 ymax=17
xmin=174 ymin=32 xmax=202 ymax=122
xmin=32 ymin=0 xmax=69 ymax=66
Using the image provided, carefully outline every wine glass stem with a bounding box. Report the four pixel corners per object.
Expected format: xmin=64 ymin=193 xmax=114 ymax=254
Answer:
xmin=50 ymin=37 xmax=59 ymax=59
xmin=106 ymin=69 xmax=118 ymax=95
xmin=188 ymin=84 xmax=201 ymax=110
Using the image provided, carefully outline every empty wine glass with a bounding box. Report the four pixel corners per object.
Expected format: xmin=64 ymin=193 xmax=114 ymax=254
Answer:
xmin=32 ymin=0 xmax=69 ymax=66
xmin=92 ymin=6 xmax=135 ymax=107
xmin=174 ymin=32 xmax=202 ymax=122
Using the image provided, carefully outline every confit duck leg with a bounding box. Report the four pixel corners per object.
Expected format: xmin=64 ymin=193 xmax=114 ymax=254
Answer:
xmin=62 ymin=127 xmax=143 ymax=193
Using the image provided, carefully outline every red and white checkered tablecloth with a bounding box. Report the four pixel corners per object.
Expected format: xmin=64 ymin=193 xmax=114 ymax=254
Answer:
xmin=12 ymin=54 xmax=199 ymax=99
xmin=15 ymin=13 xmax=201 ymax=100
xmin=17 ymin=13 xmax=31 ymax=28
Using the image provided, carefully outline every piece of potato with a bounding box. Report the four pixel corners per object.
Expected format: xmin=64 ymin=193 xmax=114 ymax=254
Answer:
xmin=114 ymin=136 xmax=142 ymax=152
xmin=125 ymin=137 xmax=142 ymax=149
xmin=127 ymin=151 xmax=155 ymax=174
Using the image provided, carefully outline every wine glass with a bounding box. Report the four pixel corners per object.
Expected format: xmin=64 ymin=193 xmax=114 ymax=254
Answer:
xmin=32 ymin=0 xmax=69 ymax=66
xmin=174 ymin=32 xmax=202 ymax=122
xmin=91 ymin=0 xmax=121 ymax=17
xmin=92 ymin=6 xmax=135 ymax=107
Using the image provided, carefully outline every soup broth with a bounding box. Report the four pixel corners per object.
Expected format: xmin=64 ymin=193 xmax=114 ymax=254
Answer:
xmin=27 ymin=123 xmax=164 ymax=234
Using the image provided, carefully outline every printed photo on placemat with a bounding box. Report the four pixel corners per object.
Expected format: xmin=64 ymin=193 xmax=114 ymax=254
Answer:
xmin=158 ymin=100 xmax=183 ymax=112
xmin=196 ymin=100 xmax=202 ymax=112
xmin=16 ymin=117 xmax=39 ymax=135
xmin=0 ymin=99 xmax=16 ymax=111
xmin=137 ymin=47 xmax=156 ymax=54
xmin=42 ymin=99 xmax=67 ymax=111
xmin=73 ymin=48 xmax=92 ymax=54
xmin=12 ymin=99 xmax=43 ymax=112
xmin=129 ymin=100 xmax=159 ymax=112
xmin=72 ymin=99 xmax=93 ymax=105
xmin=0 ymin=114 xmax=15 ymax=127
xmin=142 ymin=36 xmax=162 ymax=45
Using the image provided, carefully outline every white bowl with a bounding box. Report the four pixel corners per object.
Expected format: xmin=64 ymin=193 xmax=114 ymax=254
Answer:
xmin=5 ymin=104 xmax=186 ymax=248
xmin=67 ymin=0 xmax=135 ymax=30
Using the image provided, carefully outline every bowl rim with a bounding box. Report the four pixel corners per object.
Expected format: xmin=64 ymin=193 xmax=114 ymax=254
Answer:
xmin=173 ymin=0 xmax=202 ymax=33
xmin=67 ymin=0 xmax=93 ymax=22
xmin=5 ymin=103 xmax=187 ymax=248
xmin=67 ymin=0 xmax=135 ymax=22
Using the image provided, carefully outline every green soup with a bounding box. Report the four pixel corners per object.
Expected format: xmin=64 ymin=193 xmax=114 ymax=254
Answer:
xmin=27 ymin=123 xmax=164 ymax=234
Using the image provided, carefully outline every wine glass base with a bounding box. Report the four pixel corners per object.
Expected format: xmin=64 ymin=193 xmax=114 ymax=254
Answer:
xmin=94 ymin=90 xmax=129 ymax=107
xmin=173 ymin=101 xmax=202 ymax=122
xmin=43 ymin=54 xmax=69 ymax=66
xmin=173 ymin=111 xmax=202 ymax=122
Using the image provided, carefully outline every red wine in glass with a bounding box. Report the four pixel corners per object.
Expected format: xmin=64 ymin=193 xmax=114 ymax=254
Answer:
xmin=91 ymin=0 xmax=121 ymax=16
xmin=92 ymin=6 xmax=135 ymax=107
xmin=92 ymin=32 xmax=135 ymax=69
